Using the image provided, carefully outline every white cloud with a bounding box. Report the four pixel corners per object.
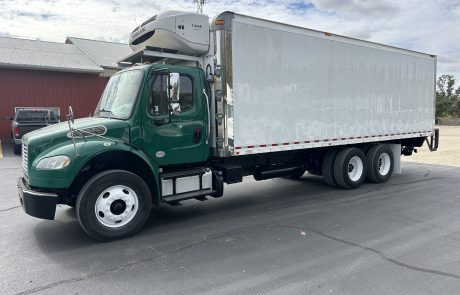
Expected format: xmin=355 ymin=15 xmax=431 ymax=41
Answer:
xmin=0 ymin=0 xmax=459 ymax=79
xmin=310 ymin=0 xmax=399 ymax=16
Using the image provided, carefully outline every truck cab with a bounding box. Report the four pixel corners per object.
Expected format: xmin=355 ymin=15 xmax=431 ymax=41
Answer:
xmin=18 ymin=63 xmax=216 ymax=240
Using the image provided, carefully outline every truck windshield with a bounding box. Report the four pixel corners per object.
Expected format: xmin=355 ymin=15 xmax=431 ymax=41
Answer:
xmin=95 ymin=69 xmax=143 ymax=119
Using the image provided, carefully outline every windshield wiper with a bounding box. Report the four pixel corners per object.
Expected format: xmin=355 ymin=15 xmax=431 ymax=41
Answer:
xmin=99 ymin=109 xmax=114 ymax=119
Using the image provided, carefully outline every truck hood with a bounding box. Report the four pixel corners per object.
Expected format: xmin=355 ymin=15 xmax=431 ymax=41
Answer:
xmin=23 ymin=117 xmax=131 ymax=159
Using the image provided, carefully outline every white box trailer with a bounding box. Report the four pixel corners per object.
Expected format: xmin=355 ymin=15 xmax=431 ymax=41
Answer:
xmin=120 ymin=9 xmax=438 ymax=188
xmin=212 ymin=12 xmax=436 ymax=156
xmin=124 ymin=11 xmax=436 ymax=158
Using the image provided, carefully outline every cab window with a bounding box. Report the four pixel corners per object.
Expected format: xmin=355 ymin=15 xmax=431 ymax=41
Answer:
xmin=148 ymin=74 xmax=194 ymax=116
xmin=178 ymin=76 xmax=193 ymax=112
xmin=149 ymin=74 xmax=169 ymax=116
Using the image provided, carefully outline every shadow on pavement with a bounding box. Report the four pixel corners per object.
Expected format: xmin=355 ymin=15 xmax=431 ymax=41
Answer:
xmin=1 ymin=140 xmax=20 ymax=158
xmin=31 ymin=175 xmax=334 ymax=250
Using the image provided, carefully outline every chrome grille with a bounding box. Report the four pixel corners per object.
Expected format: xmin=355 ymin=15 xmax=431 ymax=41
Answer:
xmin=22 ymin=141 xmax=28 ymax=176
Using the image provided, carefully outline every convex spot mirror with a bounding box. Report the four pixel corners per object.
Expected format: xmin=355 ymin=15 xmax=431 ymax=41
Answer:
xmin=168 ymin=73 xmax=181 ymax=115
xmin=67 ymin=106 xmax=74 ymax=124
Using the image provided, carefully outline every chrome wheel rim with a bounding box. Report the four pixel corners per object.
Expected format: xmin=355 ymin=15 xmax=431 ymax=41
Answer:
xmin=95 ymin=185 xmax=139 ymax=228
xmin=378 ymin=153 xmax=391 ymax=176
xmin=348 ymin=156 xmax=364 ymax=182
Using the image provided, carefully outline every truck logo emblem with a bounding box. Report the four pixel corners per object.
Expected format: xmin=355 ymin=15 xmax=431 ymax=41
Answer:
xmin=156 ymin=151 xmax=165 ymax=158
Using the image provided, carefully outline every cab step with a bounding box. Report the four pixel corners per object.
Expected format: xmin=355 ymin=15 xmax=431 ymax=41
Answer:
xmin=163 ymin=189 xmax=216 ymax=203
xmin=161 ymin=168 xmax=208 ymax=179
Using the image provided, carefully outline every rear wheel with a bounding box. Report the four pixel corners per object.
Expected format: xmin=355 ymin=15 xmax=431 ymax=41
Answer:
xmin=76 ymin=170 xmax=152 ymax=241
xmin=322 ymin=149 xmax=339 ymax=186
xmin=366 ymin=144 xmax=394 ymax=183
xmin=334 ymin=148 xmax=368 ymax=189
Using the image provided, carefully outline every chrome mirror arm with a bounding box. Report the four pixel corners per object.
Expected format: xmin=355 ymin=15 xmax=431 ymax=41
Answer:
xmin=66 ymin=106 xmax=79 ymax=157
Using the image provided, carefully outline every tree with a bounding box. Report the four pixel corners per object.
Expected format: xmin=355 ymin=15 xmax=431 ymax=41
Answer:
xmin=456 ymin=87 xmax=460 ymax=117
xmin=436 ymin=74 xmax=460 ymax=118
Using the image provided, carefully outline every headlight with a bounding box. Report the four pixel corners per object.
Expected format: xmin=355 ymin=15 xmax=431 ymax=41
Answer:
xmin=36 ymin=155 xmax=71 ymax=169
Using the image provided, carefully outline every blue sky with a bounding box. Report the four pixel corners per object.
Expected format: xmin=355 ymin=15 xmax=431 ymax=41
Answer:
xmin=0 ymin=0 xmax=459 ymax=79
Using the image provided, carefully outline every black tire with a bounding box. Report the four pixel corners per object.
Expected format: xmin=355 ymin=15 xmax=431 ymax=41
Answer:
xmin=210 ymin=172 xmax=224 ymax=198
xmin=366 ymin=144 xmax=394 ymax=183
xmin=322 ymin=149 xmax=339 ymax=186
xmin=76 ymin=170 xmax=152 ymax=241
xmin=333 ymin=148 xmax=368 ymax=189
xmin=13 ymin=143 xmax=21 ymax=155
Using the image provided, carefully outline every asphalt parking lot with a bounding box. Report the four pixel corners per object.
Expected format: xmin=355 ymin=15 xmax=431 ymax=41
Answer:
xmin=1 ymin=142 xmax=460 ymax=295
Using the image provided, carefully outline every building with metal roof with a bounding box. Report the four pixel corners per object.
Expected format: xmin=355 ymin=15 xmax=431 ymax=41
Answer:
xmin=0 ymin=37 xmax=103 ymax=73
xmin=66 ymin=37 xmax=132 ymax=74
xmin=0 ymin=36 xmax=132 ymax=139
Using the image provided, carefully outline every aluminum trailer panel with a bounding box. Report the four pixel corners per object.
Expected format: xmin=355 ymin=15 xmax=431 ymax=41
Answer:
xmin=213 ymin=12 xmax=435 ymax=156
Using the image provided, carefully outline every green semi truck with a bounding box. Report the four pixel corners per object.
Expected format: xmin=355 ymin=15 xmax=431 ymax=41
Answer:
xmin=18 ymin=11 xmax=438 ymax=240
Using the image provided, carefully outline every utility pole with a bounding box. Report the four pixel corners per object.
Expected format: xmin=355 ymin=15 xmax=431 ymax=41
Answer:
xmin=194 ymin=0 xmax=206 ymax=14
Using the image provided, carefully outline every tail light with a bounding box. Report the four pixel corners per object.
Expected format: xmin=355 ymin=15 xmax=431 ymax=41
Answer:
xmin=14 ymin=126 xmax=20 ymax=137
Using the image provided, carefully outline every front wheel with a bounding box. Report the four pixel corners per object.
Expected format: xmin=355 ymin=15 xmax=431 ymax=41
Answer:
xmin=76 ymin=170 xmax=152 ymax=241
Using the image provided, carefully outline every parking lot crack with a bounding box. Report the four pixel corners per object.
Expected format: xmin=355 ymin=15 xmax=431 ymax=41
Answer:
xmin=274 ymin=224 xmax=460 ymax=281
xmin=12 ymin=217 xmax=460 ymax=294
xmin=424 ymin=168 xmax=432 ymax=177
xmin=13 ymin=231 xmax=251 ymax=295
xmin=388 ymin=177 xmax=442 ymax=186
xmin=0 ymin=205 xmax=20 ymax=212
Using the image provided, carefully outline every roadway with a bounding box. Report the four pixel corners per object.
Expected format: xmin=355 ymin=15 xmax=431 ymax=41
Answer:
xmin=1 ymin=143 xmax=460 ymax=294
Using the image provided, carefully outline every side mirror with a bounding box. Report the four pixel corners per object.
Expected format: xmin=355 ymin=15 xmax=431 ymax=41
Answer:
xmin=168 ymin=73 xmax=180 ymax=102
xmin=2 ymin=115 xmax=13 ymax=121
xmin=67 ymin=106 xmax=74 ymax=124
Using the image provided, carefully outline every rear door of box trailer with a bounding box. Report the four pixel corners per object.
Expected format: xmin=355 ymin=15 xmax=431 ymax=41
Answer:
xmin=213 ymin=12 xmax=436 ymax=156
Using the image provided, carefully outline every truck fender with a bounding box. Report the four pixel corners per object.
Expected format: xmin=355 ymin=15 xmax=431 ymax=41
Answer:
xmin=129 ymin=149 xmax=161 ymax=207
xmin=70 ymin=145 xmax=161 ymax=207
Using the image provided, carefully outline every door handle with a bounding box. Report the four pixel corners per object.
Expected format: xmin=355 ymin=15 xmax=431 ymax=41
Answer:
xmin=193 ymin=128 xmax=202 ymax=144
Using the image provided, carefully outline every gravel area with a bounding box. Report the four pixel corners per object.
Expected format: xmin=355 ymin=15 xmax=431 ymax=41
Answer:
xmin=402 ymin=125 xmax=460 ymax=167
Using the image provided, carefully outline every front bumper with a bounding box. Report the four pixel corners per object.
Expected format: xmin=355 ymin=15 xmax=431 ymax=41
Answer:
xmin=18 ymin=177 xmax=57 ymax=220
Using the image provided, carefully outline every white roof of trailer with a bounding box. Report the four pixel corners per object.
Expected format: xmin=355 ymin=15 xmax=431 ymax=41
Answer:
xmin=66 ymin=37 xmax=133 ymax=70
xmin=216 ymin=11 xmax=436 ymax=59
xmin=0 ymin=36 xmax=103 ymax=73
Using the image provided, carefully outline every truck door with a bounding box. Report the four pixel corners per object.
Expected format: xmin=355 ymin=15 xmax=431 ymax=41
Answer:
xmin=142 ymin=69 xmax=208 ymax=166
